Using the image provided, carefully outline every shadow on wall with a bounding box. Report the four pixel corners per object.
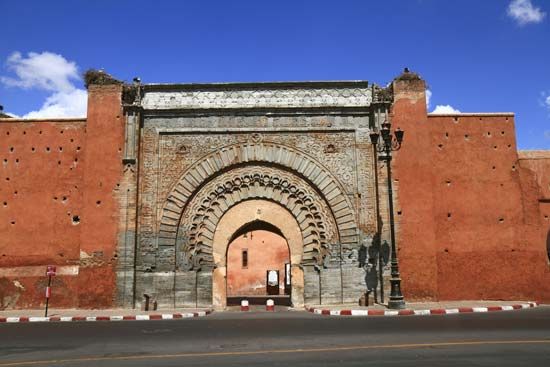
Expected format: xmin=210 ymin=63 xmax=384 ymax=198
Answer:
xmin=0 ymin=278 xmax=21 ymax=310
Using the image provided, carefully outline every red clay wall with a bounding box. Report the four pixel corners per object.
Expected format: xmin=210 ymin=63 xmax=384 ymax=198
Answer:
xmin=227 ymin=230 xmax=290 ymax=296
xmin=518 ymin=150 xmax=550 ymax=270
xmin=0 ymin=118 xmax=86 ymax=309
xmin=77 ymin=84 xmax=125 ymax=308
xmin=0 ymin=84 xmax=124 ymax=310
xmin=392 ymin=77 xmax=550 ymax=302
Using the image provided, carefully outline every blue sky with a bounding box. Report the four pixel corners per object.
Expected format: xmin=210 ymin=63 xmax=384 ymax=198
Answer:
xmin=0 ymin=0 xmax=548 ymax=149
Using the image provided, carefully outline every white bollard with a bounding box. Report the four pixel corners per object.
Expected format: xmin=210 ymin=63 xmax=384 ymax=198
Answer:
xmin=241 ymin=299 xmax=249 ymax=311
xmin=266 ymin=299 xmax=275 ymax=311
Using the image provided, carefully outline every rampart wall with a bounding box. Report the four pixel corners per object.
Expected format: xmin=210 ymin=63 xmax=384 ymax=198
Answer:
xmin=392 ymin=77 xmax=550 ymax=302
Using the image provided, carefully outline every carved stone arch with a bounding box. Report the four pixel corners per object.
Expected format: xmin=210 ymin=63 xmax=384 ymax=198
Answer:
xmin=158 ymin=142 xmax=358 ymax=268
xmin=176 ymin=166 xmax=338 ymax=270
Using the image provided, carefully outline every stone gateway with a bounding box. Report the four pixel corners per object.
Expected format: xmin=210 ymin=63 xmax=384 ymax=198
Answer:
xmin=1 ymin=69 xmax=549 ymax=310
xmin=128 ymin=80 xmax=379 ymax=309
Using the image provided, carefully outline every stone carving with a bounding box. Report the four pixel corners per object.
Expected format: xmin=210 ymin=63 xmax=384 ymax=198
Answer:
xmin=142 ymin=86 xmax=373 ymax=110
xmin=250 ymin=133 xmax=263 ymax=143
xmin=324 ymin=144 xmax=337 ymax=153
xmin=157 ymin=142 xmax=359 ymax=271
xmin=372 ymin=85 xmax=393 ymax=104
xmin=176 ymin=166 xmax=337 ymax=270
xmin=176 ymin=144 xmax=189 ymax=155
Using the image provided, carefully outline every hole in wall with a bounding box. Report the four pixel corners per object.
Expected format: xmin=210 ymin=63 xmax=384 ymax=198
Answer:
xmin=464 ymin=134 xmax=469 ymax=140
xmin=501 ymin=131 xmax=505 ymax=135
xmin=438 ymin=144 xmax=443 ymax=149
xmin=23 ymin=131 xmax=26 ymax=135
xmin=10 ymin=220 xmax=15 ymax=225
xmin=5 ymin=177 xmax=9 ymax=181
xmin=31 ymin=147 xmax=35 ymax=152
xmin=72 ymin=215 xmax=80 ymax=225
xmin=508 ymin=144 xmax=512 ymax=148
xmin=15 ymin=158 xmax=19 ymax=164
xmin=3 ymin=202 xmax=7 ymax=207
xmin=57 ymin=160 xmax=61 ymax=165
xmin=487 ymin=131 xmax=491 ymax=137
xmin=96 ymin=200 xmax=101 ymax=206
xmin=6 ymin=131 xmax=9 ymax=136
xmin=13 ymin=190 xmax=17 ymax=195
xmin=76 ymin=146 xmax=81 ymax=151
xmin=453 ymin=117 xmax=459 ymax=123
xmin=3 ymin=159 xmax=7 ymax=163
xmin=46 ymin=147 xmax=50 ymax=152
xmin=492 ymin=166 xmax=496 ymax=170
xmin=59 ymin=147 xmax=63 ymax=152
xmin=499 ymin=218 xmax=504 ymax=223
xmin=70 ymin=138 xmax=74 ymax=143
xmin=447 ymin=212 xmax=452 ymax=219
xmin=39 ymin=130 xmax=42 ymax=134
xmin=9 ymin=147 xmax=14 ymax=152
xmin=444 ymin=248 xmax=449 ymax=253
xmin=445 ymin=132 xmax=449 ymax=138
xmin=446 ymin=180 xmax=451 ymax=186
xmin=397 ymin=210 xmax=402 ymax=215
xmin=512 ymin=165 xmax=516 ymax=171
xmin=60 ymin=130 xmax=64 ymax=134
xmin=493 ymin=145 xmax=497 ymax=150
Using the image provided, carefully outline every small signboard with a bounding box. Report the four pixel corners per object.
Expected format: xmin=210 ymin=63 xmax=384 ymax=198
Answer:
xmin=46 ymin=265 xmax=56 ymax=276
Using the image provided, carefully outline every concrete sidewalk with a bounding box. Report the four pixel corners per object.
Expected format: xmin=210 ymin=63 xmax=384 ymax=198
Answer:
xmin=0 ymin=307 xmax=212 ymax=323
xmin=305 ymin=300 xmax=540 ymax=316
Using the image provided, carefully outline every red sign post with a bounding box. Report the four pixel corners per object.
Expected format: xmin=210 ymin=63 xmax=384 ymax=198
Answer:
xmin=45 ymin=265 xmax=56 ymax=317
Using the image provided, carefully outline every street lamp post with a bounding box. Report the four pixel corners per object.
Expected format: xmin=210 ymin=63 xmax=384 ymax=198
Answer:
xmin=369 ymin=121 xmax=406 ymax=310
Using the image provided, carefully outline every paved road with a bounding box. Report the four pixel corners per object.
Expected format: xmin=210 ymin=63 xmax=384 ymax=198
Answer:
xmin=1 ymin=307 xmax=549 ymax=366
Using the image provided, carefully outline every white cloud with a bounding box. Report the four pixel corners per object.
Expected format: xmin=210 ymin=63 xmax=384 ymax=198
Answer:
xmin=425 ymin=89 xmax=432 ymax=109
xmin=507 ymin=0 xmax=546 ymax=25
xmin=23 ymin=89 xmax=87 ymax=119
xmin=539 ymin=91 xmax=550 ymax=114
xmin=1 ymin=51 xmax=87 ymax=118
xmin=431 ymin=105 xmax=461 ymax=114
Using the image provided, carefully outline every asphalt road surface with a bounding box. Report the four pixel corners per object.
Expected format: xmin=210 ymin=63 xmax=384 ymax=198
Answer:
xmin=1 ymin=307 xmax=549 ymax=366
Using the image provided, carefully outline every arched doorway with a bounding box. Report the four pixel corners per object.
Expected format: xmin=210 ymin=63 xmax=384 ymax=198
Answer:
xmin=226 ymin=221 xmax=291 ymax=306
xmin=212 ymin=199 xmax=305 ymax=308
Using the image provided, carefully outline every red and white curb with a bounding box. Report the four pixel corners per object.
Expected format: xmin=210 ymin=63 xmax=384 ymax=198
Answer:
xmin=0 ymin=310 xmax=212 ymax=323
xmin=307 ymin=302 xmax=539 ymax=317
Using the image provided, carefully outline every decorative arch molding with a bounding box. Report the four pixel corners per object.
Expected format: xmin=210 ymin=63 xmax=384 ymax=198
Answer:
xmin=175 ymin=166 xmax=338 ymax=270
xmin=158 ymin=142 xmax=359 ymax=269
